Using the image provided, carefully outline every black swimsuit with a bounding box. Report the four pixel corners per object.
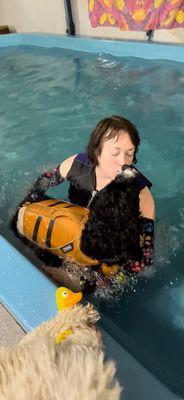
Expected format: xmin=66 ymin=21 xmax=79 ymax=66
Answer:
xmin=24 ymin=152 xmax=152 ymax=209
xmin=67 ymin=153 xmax=152 ymax=208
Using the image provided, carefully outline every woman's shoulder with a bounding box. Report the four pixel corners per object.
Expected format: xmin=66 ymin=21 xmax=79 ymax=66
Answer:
xmin=133 ymin=166 xmax=155 ymax=219
xmin=74 ymin=153 xmax=92 ymax=166
xmin=59 ymin=154 xmax=77 ymax=178
xmin=59 ymin=153 xmax=91 ymax=178
xmin=133 ymin=166 xmax=152 ymax=190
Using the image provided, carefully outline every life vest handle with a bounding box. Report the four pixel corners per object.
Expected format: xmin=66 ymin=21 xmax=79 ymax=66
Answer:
xmin=45 ymin=235 xmax=81 ymax=251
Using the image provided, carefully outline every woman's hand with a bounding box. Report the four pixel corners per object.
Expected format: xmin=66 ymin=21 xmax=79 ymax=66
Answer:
xmin=125 ymin=217 xmax=154 ymax=273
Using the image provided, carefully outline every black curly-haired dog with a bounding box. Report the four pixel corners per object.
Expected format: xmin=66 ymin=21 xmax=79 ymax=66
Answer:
xmin=12 ymin=166 xmax=143 ymax=290
xmin=80 ymin=166 xmax=143 ymax=267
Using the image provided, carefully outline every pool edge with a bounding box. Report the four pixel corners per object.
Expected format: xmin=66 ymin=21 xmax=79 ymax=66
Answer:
xmin=0 ymin=33 xmax=183 ymax=62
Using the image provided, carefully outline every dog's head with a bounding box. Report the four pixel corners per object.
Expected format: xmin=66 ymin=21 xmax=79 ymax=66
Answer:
xmin=89 ymin=165 xmax=140 ymax=214
xmin=114 ymin=164 xmax=138 ymax=183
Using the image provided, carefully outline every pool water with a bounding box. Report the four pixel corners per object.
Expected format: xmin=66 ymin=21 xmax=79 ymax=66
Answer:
xmin=0 ymin=45 xmax=184 ymax=397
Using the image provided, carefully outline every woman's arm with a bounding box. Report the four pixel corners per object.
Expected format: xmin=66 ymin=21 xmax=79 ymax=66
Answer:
xmin=21 ymin=155 xmax=77 ymax=204
xmin=59 ymin=155 xmax=76 ymax=178
xmin=139 ymin=186 xmax=155 ymax=220
xmin=127 ymin=187 xmax=155 ymax=273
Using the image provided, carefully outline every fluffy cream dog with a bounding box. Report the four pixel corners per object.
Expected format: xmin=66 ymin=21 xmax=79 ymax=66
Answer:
xmin=0 ymin=304 xmax=121 ymax=400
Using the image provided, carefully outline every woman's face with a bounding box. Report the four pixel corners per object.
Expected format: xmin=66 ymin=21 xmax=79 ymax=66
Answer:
xmin=97 ymin=130 xmax=135 ymax=180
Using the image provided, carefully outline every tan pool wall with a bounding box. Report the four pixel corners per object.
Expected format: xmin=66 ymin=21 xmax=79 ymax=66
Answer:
xmin=0 ymin=0 xmax=184 ymax=43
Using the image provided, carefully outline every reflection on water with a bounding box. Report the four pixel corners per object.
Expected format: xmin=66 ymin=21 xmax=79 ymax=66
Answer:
xmin=149 ymin=281 xmax=184 ymax=331
xmin=0 ymin=45 xmax=184 ymax=397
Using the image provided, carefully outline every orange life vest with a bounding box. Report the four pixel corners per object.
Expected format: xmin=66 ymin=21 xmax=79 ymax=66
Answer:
xmin=17 ymin=199 xmax=99 ymax=267
xmin=17 ymin=198 xmax=121 ymax=276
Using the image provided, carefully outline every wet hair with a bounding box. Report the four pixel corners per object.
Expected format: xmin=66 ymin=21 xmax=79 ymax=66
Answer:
xmin=87 ymin=115 xmax=140 ymax=165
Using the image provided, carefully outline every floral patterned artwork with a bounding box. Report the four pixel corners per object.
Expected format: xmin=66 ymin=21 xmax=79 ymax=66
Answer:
xmin=88 ymin=0 xmax=184 ymax=30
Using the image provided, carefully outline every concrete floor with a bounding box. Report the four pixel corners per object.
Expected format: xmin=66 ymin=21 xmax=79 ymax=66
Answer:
xmin=0 ymin=303 xmax=25 ymax=346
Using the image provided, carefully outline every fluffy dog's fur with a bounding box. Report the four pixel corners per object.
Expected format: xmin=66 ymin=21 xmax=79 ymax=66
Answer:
xmin=0 ymin=304 xmax=121 ymax=400
xmin=21 ymin=303 xmax=100 ymax=347
xmin=80 ymin=166 xmax=143 ymax=266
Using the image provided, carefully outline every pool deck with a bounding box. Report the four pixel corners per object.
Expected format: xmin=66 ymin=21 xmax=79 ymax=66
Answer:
xmin=0 ymin=303 xmax=25 ymax=346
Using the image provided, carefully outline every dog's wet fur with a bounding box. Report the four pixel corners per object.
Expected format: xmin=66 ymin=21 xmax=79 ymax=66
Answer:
xmin=80 ymin=166 xmax=143 ymax=265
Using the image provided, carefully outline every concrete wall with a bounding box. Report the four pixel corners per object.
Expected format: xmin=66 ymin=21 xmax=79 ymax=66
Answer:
xmin=0 ymin=0 xmax=66 ymax=34
xmin=0 ymin=0 xmax=184 ymax=43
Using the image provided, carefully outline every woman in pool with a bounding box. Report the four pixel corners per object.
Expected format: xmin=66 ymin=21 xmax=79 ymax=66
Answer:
xmin=17 ymin=115 xmax=155 ymax=284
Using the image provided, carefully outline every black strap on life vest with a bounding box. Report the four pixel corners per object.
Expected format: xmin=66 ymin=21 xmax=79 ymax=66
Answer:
xmin=32 ymin=216 xmax=42 ymax=242
xmin=45 ymin=219 xmax=55 ymax=248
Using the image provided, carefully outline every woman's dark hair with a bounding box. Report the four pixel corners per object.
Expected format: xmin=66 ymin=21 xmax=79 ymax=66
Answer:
xmin=87 ymin=115 xmax=140 ymax=165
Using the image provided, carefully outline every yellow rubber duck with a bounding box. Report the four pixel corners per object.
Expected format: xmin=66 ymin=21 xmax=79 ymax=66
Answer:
xmin=55 ymin=287 xmax=83 ymax=312
xmin=55 ymin=287 xmax=83 ymax=345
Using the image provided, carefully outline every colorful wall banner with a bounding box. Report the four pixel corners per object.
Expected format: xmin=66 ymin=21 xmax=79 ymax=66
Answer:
xmin=88 ymin=0 xmax=184 ymax=31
